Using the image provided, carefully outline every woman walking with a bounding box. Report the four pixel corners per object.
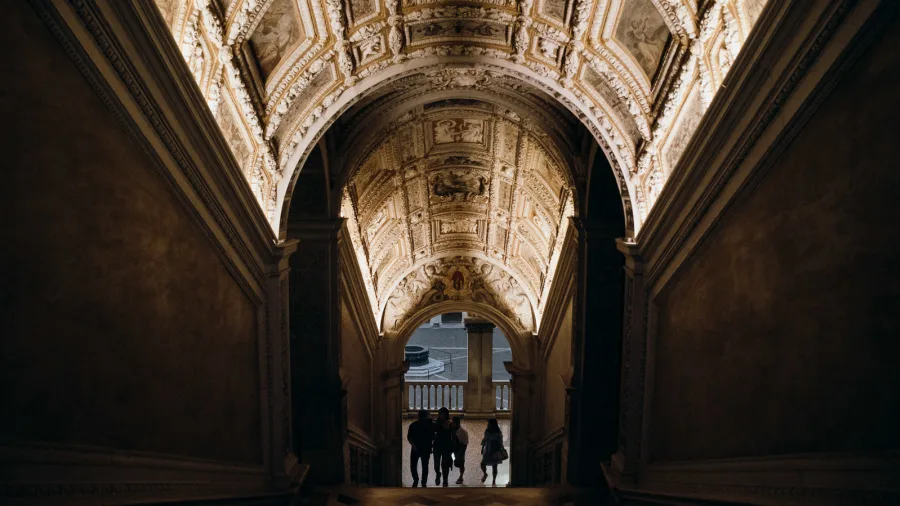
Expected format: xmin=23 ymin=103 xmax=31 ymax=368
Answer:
xmin=479 ymin=418 xmax=506 ymax=486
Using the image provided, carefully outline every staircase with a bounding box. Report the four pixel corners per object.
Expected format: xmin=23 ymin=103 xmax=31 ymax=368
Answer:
xmin=303 ymin=486 xmax=605 ymax=506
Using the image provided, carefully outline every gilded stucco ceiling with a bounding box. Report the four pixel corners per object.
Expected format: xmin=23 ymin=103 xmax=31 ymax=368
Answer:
xmin=338 ymin=98 xmax=577 ymax=333
xmin=155 ymin=0 xmax=769 ymax=333
xmin=156 ymin=0 xmax=769 ymax=235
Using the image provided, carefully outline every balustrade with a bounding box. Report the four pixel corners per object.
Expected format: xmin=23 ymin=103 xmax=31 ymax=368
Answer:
xmin=406 ymin=381 xmax=466 ymax=411
xmin=494 ymin=381 xmax=512 ymax=411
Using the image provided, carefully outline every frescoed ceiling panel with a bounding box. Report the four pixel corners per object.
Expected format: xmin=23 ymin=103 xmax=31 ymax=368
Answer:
xmin=249 ymin=0 xmax=306 ymax=82
xmin=613 ymin=0 xmax=670 ymax=80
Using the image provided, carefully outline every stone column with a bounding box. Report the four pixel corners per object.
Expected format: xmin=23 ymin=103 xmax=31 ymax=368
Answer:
xmin=265 ymin=239 xmax=299 ymax=489
xmin=464 ymin=318 xmax=496 ymax=415
xmin=504 ymin=361 xmax=534 ymax=486
xmin=608 ymin=239 xmax=647 ymax=486
xmin=377 ymin=352 xmax=409 ymax=486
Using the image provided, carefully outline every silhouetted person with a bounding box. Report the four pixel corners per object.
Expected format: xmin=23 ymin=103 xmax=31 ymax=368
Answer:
xmin=432 ymin=407 xmax=453 ymax=487
xmin=451 ymin=416 xmax=469 ymax=484
xmin=407 ymin=409 xmax=434 ymax=487
xmin=480 ymin=418 xmax=505 ymax=486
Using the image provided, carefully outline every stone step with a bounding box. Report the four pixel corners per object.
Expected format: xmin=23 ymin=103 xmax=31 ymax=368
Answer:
xmin=304 ymin=486 xmax=606 ymax=506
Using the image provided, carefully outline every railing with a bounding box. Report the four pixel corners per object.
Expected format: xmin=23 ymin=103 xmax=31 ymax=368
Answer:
xmin=406 ymin=381 xmax=466 ymax=411
xmin=348 ymin=426 xmax=379 ymax=486
xmin=494 ymin=380 xmax=512 ymax=411
xmin=532 ymin=428 xmax=565 ymax=485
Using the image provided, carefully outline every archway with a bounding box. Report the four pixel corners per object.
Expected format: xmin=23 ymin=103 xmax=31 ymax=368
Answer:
xmin=276 ymin=59 xmax=638 ymax=238
xmin=397 ymin=309 xmax=518 ymax=488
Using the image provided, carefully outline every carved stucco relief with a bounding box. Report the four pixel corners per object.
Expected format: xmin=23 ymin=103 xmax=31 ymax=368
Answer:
xmin=154 ymin=0 xmax=771 ymax=235
xmin=339 ymin=102 xmax=576 ymax=331
xmin=381 ymin=255 xmax=535 ymax=333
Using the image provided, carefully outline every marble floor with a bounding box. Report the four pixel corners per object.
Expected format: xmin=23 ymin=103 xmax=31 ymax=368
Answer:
xmin=401 ymin=418 xmax=511 ymax=488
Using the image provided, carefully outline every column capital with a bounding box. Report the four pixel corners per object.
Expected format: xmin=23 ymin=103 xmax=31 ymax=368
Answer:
xmin=464 ymin=318 xmax=495 ymax=333
xmin=615 ymin=237 xmax=645 ymax=274
xmin=268 ymin=239 xmax=299 ymax=276
xmin=286 ymin=217 xmax=346 ymax=241
xmin=380 ymin=361 xmax=410 ymax=381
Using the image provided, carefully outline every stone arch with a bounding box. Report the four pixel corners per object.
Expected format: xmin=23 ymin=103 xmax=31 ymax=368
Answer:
xmin=276 ymin=56 xmax=638 ymax=238
xmin=391 ymin=299 xmax=533 ymax=370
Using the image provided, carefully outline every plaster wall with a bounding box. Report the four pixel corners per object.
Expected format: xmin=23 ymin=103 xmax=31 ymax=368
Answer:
xmin=342 ymin=300 xmax=373 ymax=435
xmin=0 ymin=3 xmax=262 ymax=464
xmin=542 ymin=300 xmax=573 ymax=437
xmin=650 ymin=15 xmax=900 ymax=462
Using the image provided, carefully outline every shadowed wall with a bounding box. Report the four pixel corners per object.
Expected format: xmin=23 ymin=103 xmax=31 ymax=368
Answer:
xmin=342 ymin=301 xmax=373 ymax=435
xmin=651 ymin=14 xmax=900 ymax=462
xmin=0 ymin=3 xmax=262 ymax=464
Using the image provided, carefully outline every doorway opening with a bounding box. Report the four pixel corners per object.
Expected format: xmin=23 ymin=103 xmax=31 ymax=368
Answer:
xmin=401 ymin=313 xmax=513 ymax=487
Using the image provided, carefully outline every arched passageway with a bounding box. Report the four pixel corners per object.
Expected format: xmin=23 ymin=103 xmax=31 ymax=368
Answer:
xmin=401 ymin=312 xmax=515 ymax=487
xmin=283 ymin=86 xmax=630 ymax=487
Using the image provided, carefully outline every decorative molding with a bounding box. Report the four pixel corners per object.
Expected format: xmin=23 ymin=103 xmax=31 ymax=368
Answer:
xmin=326 ymin=0 xmax=357 ymax=84
xmin=0 ymin=442 xmax=269 ymax=503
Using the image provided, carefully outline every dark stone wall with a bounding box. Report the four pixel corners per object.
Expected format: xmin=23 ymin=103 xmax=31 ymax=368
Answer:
xmin=0 ymin=3 xmax=262 ymax=464
xmin=289 ymin=238 xmax=346 ymax=485
xmin=341 ymin=301 xmax=373 ymax=435
xmin=651 ymin=15 xmax=900 ymax=462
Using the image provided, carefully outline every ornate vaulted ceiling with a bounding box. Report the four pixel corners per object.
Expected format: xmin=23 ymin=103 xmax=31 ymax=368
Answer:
xmin=155 ymin=0 xmax=769 ymax=235
xmin=155 ymin=0 xmax=769 ymax=333
xmin=338 ymin=98 xmax=577 ymax=334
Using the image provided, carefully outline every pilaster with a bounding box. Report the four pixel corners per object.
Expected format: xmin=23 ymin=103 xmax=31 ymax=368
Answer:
xmin=504 ymin=361 xmax=534 ymax=486
xmin=609 ymin=239 xmax=647 ymax=486
xmin=465 ymin=318 xmax=496 ymax=415
xmin=265 ymin=239 xmax=299 ymax=489
xmin=379 ymin=359 xmax=409 ymax=486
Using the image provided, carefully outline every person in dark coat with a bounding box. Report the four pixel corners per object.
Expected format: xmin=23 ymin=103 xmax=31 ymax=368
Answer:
xmin=407 ymin=409 xmax=434 ymax=487
xmin=480 ymin=418 xmax=505 ymax=486
xmin=432 ymin=407 xmax=453 ymax=487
